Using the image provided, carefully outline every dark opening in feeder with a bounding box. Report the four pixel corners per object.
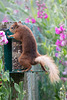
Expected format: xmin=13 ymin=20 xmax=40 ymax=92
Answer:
xmin=12 ymin=39 xmax=22 ymax=71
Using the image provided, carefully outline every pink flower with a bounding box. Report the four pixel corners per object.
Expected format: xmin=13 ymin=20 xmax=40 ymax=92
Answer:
xmin=62 ymin=62 xmax=65 ymax=65
xmin=55 ymin=39 xmax=61 ymax=46
xmin=4 ymin=36 xmax=8 ymax=44
xmin=62 ymin=72 xmax=67 ymax=75
xmin=40 ymin=15 xmax=43 ymax=19
xmin=55 ymin=25 xmax=65 ymax=35
xmin=37 ymin=27 xmax=40 ymax=31
xmin=55 ymin=27 xmax=61 ymax=34
xmin=66 ymin=34 xmax=67 ymax=38
xmin=25 ymin=18 xmax=36 ymax=24
xmin=15 ymin=1 xmax=22 ymax=5
xmin=36 ymin=1 xmax=48 ymax=19
xmin=61 ymin=77 xmax=67 ymax=82
xmin=36 ymin=1 xmax=39 ymax=4
xmin=59 ymin=60 xmax=61 ymax=63
xmin=25 ymin=6 xmax=30 ymax=10
xmin=66 ymin=93 xmax=67 ymax=98
xmin=60 ymin=25 xmax=65 ymax=31
xmin=2 ymin=16 xmax=8 ymax=22
xmin=25 ymin=18 xmax=30 ymax=23
xmin=0 ymin=31 xmax=8 ymax=45
xmin=42 ymin=3 xmax=45 ymax=6
xmin=62 ymin=67 xmax=67 ymax=75
xmin=0 ymin=42 xmax=4 ymax=45
xmin=1 ymin=35 xmax=8 ymax=44
xmin=55 ymin=53 xmax=59 ymax=57
xmin=13 ymin=10 xmax=19 ymax=14
xmin=65 ymin=61 xmax=67 ymax=66
xmin=60 ymin=40 xmax=66 ymax=46
xmin=5 ymin=39 xmax=8 ymax=44
xmin=60 ymin=33 xmax=65 ymax=40
xmin=31 ymin=18 xmax=36 ymax=23
xmin=0 ymin=31 xmax=5 ymax=36
xmin=37 ymin=11 xmax=40 ymax=18
xmin=44 ymin=13 xmax=48 ymax=19
xmin=56 ymin=46 xmax=61 ymax=51
xmin=65 ymin=40 xmax=67 ymax=45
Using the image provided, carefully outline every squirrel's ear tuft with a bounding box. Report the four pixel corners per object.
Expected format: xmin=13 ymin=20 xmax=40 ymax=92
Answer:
xmin=14 ymin=22 xmax=18 ymax=25
xmin=18 ymin=21 xmax=22 ymax=23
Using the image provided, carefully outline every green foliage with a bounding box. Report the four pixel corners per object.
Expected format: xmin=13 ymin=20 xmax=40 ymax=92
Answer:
xmin=0 ymin=46 xmax=3 ymax=59
xmin=0 ymin=59 xmax=26 ymax=100
xmin=14 ymin=82 xmax=26 ymax=100
xmin=0 ymin=59 xmax=11 ymax=100
xmin=59 ymin=84 xmax=66 ymax=100
xmin=38 ymin=73 xmax=67 ymax=100
xmin=0 ymin=1 xmax=6 ymax=13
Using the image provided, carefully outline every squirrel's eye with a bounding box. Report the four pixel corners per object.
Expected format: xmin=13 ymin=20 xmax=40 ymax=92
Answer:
xmin=11 ymin=27 xmax=13 ymax=29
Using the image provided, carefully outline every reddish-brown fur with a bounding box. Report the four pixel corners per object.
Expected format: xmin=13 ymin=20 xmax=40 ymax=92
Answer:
xmin=9 ymin=21 xmax=47 ymax=72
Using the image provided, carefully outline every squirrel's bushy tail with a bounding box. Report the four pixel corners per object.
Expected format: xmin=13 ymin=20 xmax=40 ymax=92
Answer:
xmin=35 ymin=55 xmax=60 ymax=83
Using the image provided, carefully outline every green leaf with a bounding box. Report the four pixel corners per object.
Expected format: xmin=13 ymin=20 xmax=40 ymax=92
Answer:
xmin=0 ymin=64 xmax=2 ymax=72
xmin=0 ymin=92 xmax=3 ymax=96
xmin=0 ymin=96 xmax=1 ymax=100
xmin=30 ymin=0 xmax=36 ymax=18
xmin=19 ymin=81 xmax=23 ymax=92
xmin=7 ymin=12 xmax=10 ymax=14
xmin=63 ymin=49 xmax=67 ymax=56
xmin=6 ymin=0 xmax=10 ymax=2
xmin=0 ymin=59 xmax=3 ymax=72
xmin=16 ymin=98 xmax=19 ymax=100
xmin=0 ymin=86 xmax=9 ymax=100
xmin=0 ymin=59 xmax=2 ymax=64
xmin=2 ymin=71 xmax=9 ymax=81
xmin=0 ymin=8 xmax=5 ymax=13
xmin=14 ymin=83 xmax=21 ymax=93
xmin=0 ymin=1 xmax=5 ymax=10
xmin=6 ymin=7 xmax=13 ymax=12
xmin=58 ymin=0 xmax=62 ymax=4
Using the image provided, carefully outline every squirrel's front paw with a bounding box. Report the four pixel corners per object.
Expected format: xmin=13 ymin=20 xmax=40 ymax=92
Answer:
xmin=8 ymin=35 xmax=14 ymax=38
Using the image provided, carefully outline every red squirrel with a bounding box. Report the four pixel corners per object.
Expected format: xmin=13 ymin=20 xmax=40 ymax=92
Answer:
xmin=8 ymin=21 xmax=60 ymax=83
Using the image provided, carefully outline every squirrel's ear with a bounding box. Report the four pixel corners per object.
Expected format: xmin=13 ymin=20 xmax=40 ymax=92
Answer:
xmin=18 ymin=21 xmax=22 ymax=23
xmin=14 ymin=22 xmax=18 ymax=25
